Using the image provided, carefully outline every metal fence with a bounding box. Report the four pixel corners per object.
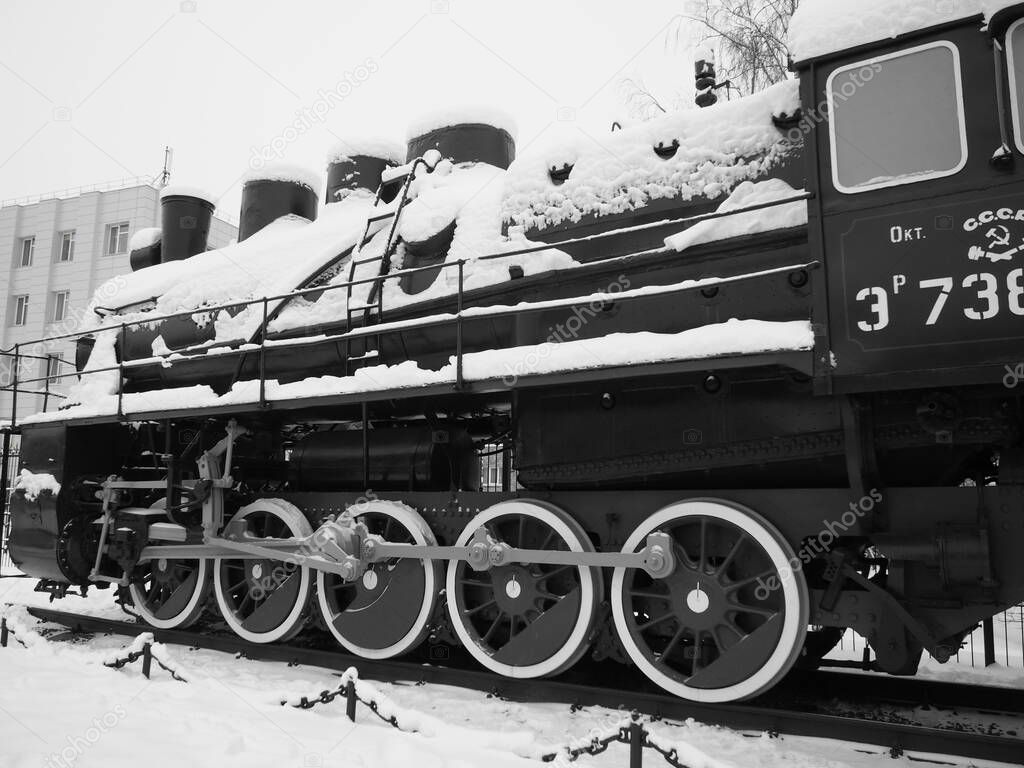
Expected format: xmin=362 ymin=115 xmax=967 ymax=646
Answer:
xmin=0 ymin=434 xmax=20 ymax=576
xmin=479 ymin=443 xmax=515 ymax=492
xmin=835 ymin=604 xmax=1024 ymax=671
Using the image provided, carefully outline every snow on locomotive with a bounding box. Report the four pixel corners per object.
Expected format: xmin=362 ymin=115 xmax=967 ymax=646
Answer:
xmin=5 ymin=0 xmax=1024 ymax=703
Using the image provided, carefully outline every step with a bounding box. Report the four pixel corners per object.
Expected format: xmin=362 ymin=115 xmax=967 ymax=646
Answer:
xmin=367 ymin=210 xmax=395 ymax=224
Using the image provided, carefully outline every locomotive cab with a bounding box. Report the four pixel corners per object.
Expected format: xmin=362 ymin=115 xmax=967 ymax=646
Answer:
xmin=798 ymin=6 xmax=1024 ymax=391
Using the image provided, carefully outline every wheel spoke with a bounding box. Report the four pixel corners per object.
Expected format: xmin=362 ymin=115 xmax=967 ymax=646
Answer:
xmin=698 ymin=518 xmax=708 ymax=574
xmin=657 ymin=625 xmax=686 ymax=665
xmin=715 ymin=534 xmax=747 ymax=578
xmin=724 ymin=568 xmax=777 ymax=592
xmin=692 ymin=629 xmax=704 ymax=673
xmin=481 ymin=612 xmax=504 ymax=644
xmin=730 ymin=601 xmax=779 ymax=618
xmin=629 ymin=589 xmax=671 ymax=601
xmin=540 ymin=564 xmax=574 ymax=581
xmin=465 ymin=599 xmax=497 ymax=617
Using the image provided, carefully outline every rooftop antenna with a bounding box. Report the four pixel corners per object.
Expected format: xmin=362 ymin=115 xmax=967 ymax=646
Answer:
xmin=157 ymin=146 xmax=173 ymax=187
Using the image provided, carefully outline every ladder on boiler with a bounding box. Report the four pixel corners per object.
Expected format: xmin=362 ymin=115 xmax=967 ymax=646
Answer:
xmin=341 ymin=152 xmax=440 ymax=376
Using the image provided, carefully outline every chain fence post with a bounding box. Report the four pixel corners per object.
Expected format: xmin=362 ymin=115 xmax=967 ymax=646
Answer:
xmin=142 ymin=642 xmax=152 ymax=679
xmin=629 ymin=711 xmax=643 ymax=768
xmin=1 ymin=617 xmax=7 ymax=648
xmin=345 ymin=679 xmax=357 ymax=722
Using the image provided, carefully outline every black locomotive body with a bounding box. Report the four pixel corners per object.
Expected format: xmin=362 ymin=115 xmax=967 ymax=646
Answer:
xmin=5 ymin=6 xmax=1024 ymax=704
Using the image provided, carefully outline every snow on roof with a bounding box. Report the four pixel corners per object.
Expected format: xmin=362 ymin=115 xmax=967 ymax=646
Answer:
xmin=269 ymin=160 xmax=575 ymax=333
xmin=326 ymin=136 xmax=405 ymax=165
xmin=84 ymin=195 xmax=377 ymax=337
xmin=788 ymin=0 xmax=1019 ymax=62
xmin=406 ymin=104 xmax=518 ymax=141
xmin=243 ymin=163 xmax=323 ymax=194
xmin=665 ymin=179 xmax=807 ymax=252
xmin=129 ymin=226 xmax=161 ymax=252
xmin=160 ymin=184 xmax=217 ymax=203
xmin=501 ymin=79 xmax=800 ymax=232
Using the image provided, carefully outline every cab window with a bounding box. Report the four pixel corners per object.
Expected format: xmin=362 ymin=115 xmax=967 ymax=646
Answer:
xmin=827 ymin=42 xmax=967 ymax=194
xmin=1005 ymin=18 xmax=1024 ymax=152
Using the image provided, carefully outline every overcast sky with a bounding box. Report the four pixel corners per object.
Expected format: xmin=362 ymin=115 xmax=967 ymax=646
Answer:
xmin=0 ymin=0 xmax=696 ymax=220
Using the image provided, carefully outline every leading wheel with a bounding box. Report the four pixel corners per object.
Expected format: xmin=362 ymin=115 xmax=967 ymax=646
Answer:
xmin=129 ymin=499 xmax=211 ymax=629
xmin=214 ymin=498 xmax=313 ymax=644
xmin=446 ymin=500 xmax=602 ymax=679
xmin=316 ymin=501 xmax=439 ymax=659
xmin=611 ymin=499 xmax=808 ymax=703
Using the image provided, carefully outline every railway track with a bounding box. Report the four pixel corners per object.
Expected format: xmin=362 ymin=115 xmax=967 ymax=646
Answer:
xmin=22 ymin=606 xmax=1024 ymax=765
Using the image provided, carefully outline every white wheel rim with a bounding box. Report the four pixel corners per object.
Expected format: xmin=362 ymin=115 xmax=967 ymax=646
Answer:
xmin=214 ymin=498 xmax=313 ymax=644
xmin=129 ymin=558 xmax=210 ymax=629
xmin=611 ymin=499 xmax=808 ymax=703
xmin=129 ymin=497 xmax=210 ymax=629
xmin=446 ymin=500 xmax=600 ymax=679
xmin=316 ymin=500 xmax=439 ymax=659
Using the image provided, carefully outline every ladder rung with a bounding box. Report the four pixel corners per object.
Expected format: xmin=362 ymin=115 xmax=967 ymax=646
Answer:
xmin=367 ymin=211 xmax=395 ymax=223
xmin=381 ymin=163 xmax=414 ymax=184
xmin=348 ymin=303 xmax=378 ymax=312
xmin=352 ymin=255 xmax=382 ymax=266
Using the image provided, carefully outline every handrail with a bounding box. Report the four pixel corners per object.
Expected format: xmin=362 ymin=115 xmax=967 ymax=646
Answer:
xmin=7 ymin=260 xmax=819 ymax=418
xmin=5 ymin=190 xmax=814 ymax=428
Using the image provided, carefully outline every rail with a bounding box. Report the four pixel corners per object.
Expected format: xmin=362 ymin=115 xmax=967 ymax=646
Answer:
xmin=0 ymin=176 xmax=157 ymax=208
xmin=0 ymin=191 xmax=814 ymax=428
xmin=15 ymin=606 xmax=1024 ymax=766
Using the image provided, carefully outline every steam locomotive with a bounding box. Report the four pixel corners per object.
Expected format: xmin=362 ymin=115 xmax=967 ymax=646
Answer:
xmin=5 ymin=4 xmax=1024 ymax=704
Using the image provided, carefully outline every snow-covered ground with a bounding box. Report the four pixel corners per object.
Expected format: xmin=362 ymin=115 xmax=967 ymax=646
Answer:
xmin=0 ymin=578 xmax=1020 ymax=768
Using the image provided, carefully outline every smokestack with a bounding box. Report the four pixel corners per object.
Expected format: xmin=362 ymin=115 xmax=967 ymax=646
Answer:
xmin=159 ymin=186 xmax=215 ymax=263
xmin=239 ymin=165 xmax=320 ymax=242
xmin=325 ymin=139 xmax=403 ymax=204
xmin=406 ymin=107 xmax=517 ymax=169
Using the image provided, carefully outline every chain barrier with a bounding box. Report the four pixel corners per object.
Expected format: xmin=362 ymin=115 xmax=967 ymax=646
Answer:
xmin=283 ymin=666 xmax=692 ymax=768
xmin=283 ymin=667 xmax=418 ymax=732
xmin=1 ymin=611 xmax=185 ymax=682
xmin=102 ymin=639 xmax=188 ymax=683
xmin=6 ymin=611 xmax=695 ymax=768
xmin=0 ymin=617 xmax=27 ymax=647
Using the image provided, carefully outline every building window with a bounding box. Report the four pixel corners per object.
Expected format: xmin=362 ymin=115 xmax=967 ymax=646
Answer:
xmin=51 ymin=290 xmax=69 ymax=322
xmin=827 ymin=41 xmax=967 ymax=194
xmin=19 ymin=237 xmax=34 ymax=267
xmin=44 ymin=355 xmax=61 ymax=385
xmin=58 ymin=230 xmax=75 ymax=262
xmin=105 ymin=222 xmax=130 ymax=255
xmin=12 ymin=295 xmax=29 ymax=326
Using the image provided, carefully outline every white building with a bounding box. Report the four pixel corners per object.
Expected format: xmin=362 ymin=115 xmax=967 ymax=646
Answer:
xmin=0 ymin=179 xmax=236 ymax=423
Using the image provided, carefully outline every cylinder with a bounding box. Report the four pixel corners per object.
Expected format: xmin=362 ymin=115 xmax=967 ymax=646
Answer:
xmin=239 ymin=177 xmax=319 ymax=242
xmin=289 ymin=428 xmax=479 ymax=492
xmin=406 ymin=123 xmax=516 ymax=169
xmin=325 ymin=154 xmax=392 ymax=203
xmin=160 ymin=192 xmax=214 ymax=263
